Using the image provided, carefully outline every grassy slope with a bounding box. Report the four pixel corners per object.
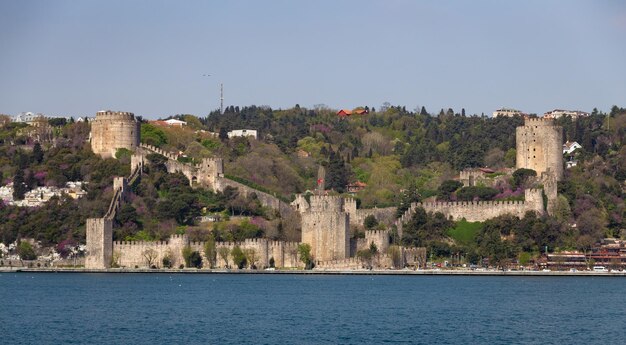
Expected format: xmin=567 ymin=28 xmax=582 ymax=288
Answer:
xmin=447 ymin=220 xmax=483 ymax=246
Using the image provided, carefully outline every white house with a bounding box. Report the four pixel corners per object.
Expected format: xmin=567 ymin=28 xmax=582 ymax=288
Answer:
xmin=492 ymin=108 xmax=524 ymax=117
xmin=164 ymin=119 xmax=187 ymax=127
xmin=544 ymin=109 xmax=590 ymax=119
xmin=563 ymin=141 xmax=582 ymax=155
xmin=227 ymin=129 xmax=258 ymax=139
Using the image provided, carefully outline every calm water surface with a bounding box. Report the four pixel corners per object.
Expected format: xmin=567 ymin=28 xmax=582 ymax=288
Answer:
xmin=1 ymin=273 xmax=625 ymax=344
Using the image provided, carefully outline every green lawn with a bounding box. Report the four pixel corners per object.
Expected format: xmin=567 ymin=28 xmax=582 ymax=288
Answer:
xmin=447 ymin=220 xmax=483 ymax=246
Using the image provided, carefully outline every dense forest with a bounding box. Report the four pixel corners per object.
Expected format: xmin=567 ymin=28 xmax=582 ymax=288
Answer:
xmin=0 ymin=104 xmax=624 ymax=265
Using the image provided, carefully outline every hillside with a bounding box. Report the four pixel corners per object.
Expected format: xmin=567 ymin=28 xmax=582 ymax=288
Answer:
xmin=0 ymin=106 xmax=624 ymax=266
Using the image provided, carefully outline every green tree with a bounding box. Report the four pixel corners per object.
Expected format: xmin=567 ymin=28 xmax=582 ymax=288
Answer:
xmin=162 ymin=253 xmax=172 ymax=268
xmin=189 ymin=251 xmax=202 ymax=268
xmin=204 ymin=234 xmax=217 ymax=268
xmin=396 ymin=184 xmax=421 ymax=217
xmin=231 ymin=245 xmax=247 ymax=269
xmin=218 ymin=247 xmax=230 ymax=268
xmin=512 ymin=168 xmax=537 ymax=188
xmin=17 ymin=241 xmax=37 ymax=260
xmin=32 ymin=142 xmax=44 ymax=164
xmin=325 ymin=149 xmax=349 ymax=193
xmin=12 ymin=169 xmax=27 ymax=200
xmin=182 ymin=245 xmax=193 ymax=267
xmin=456 ymin=186 xmax=499 ymax=201
xmin=140 ymin=123 xmax=168 ymax=147
xmin=363 ymin=215 xmax=379 ymax=230
xmin=437 ymin=180 xmax=463 ymax=201
xmin=297 ymin=243 xmax=313 ymax=269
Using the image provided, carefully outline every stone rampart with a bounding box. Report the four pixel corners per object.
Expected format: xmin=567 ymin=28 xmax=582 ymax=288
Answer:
xmin=403 ymin=247 xmax=427 ymax=268
xmin=316 ymin=257 xmax=363 ymax=270
xmin=344 ymin=198 xmax=396 ymax=227
xmin=215 ymin=177 xmax=295 ymax=218
xmin=395 ymin=189 xmax=544 ymax=238
xmin=110 ymin=234 xmax=302 ymax=269
xmin=140 ymin=145 xmax=292 ymax=218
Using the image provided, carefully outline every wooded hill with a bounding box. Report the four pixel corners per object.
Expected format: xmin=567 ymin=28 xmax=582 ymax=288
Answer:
xmin=0 ymin=105 xmax=624 ymax=265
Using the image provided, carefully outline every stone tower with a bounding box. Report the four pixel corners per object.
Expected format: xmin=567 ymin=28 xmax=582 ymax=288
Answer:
xmin=301 ymin=195 xmax=349 ymax=262
xmin=197 ymin=157 xmax=224 ymax=190
xmin=90 ymin=110 xmax=140 ymax=158
xmin=85 ymin=218 xmax=113 ymax=269
xmin=516 ymin=117 xmax=563 ymax=180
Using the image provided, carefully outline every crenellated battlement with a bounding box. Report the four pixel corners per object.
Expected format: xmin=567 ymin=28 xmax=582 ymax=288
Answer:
xmin=95 ymin=110 xmax=135 ymax=118
xmin=365 ymin=230 xmax=388 ymax=237
xmin=309 ymin=195 xmax=344 ymax=212
xmin=91 ymin=110 xmax=140 ymax=158
xmin=416 ymin=199 xmax=526 ymax=209
xmin=140 ymin=144 xmax=179 ymax=161
xmin=395 ymin=188 xmax=545 ymax=238
xmin=517 ymin=115 xmax=563 ymax=183
xmin=523 ymin=117 xmax=556 ymax=126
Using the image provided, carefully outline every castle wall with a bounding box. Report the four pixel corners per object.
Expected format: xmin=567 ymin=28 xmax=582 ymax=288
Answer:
xmin=396 ymin=189 xmax=545 ymax=238
xmin=110 ymin=234 xmax=302 ymax=269
xmin=516 ymin=117 xmax=563 ymax=180
xmin=140 ymin=144 xmax=294 ymax=219
xmin=215 ymin=177 xmax=296 ymax=218
xmin=344 ymin=198 xmax=396 ymax=227
xmin=90 ymin=111 xmax=140 ymax=158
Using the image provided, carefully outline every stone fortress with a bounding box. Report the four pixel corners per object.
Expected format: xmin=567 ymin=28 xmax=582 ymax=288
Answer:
xmin=86 ymin=113 xmax=564 ymax=270
xmin=516 ymin=117 xmax=563 ymax=180
xmin=90 ymin=110 xmax=140 ymax=158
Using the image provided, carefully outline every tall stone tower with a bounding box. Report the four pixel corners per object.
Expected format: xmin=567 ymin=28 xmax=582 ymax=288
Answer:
xmin=516 ymin=117 xmax=563 ymax=180
xmin=90 ymin=110 xmax=140 ymax=158
xmin=301 ymin=195 xmax=349 ymax=262
xmin=85 ymin=218 xmax=112 ymax=269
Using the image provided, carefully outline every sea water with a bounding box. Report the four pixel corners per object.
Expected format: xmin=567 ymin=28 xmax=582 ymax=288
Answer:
xmin=1 ymin=273 xmax=625 ymax=344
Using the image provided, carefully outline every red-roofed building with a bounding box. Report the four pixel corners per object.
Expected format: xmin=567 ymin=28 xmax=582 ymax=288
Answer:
xmin=347 ymin=181 xmax=367 ymax=193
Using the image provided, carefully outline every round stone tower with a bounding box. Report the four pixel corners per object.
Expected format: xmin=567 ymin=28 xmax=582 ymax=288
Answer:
xmin=90 ymin=110 xmax=140 ymax=158
xmin=515 ymin=117 xmax=563 ymax=180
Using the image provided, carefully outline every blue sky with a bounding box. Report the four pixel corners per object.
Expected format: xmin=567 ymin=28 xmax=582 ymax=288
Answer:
xmin=1 ymin=0 xmax=625 ymax=119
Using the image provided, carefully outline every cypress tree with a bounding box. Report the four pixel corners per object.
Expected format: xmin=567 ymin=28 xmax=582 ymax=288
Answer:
xmin=13 ymin=169 xmax=27 ymax=200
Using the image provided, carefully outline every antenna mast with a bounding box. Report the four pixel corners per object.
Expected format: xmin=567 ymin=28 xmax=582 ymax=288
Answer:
xmin=220 ymin=83 xmax=224 ymax=115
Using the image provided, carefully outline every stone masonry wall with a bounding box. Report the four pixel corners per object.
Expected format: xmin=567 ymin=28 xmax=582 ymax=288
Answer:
xmin=396 ymin=189 xmax=545 ymax=238
xmin=344 ymin=198 xmax=396 ymax=227
xmin=90 ymin=111 xmax=140 ymax=158
xmin=85 ymin=218 xmax=112 ymax=269
xmin=111 ymin=235 xmax=303 ymax=269
xmin=516 ymin=117 xmax=563 ymax=180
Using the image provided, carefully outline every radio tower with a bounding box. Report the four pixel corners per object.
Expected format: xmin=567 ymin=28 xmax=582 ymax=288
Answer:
xmin=220 ymin=83 xmax=224 ymax=114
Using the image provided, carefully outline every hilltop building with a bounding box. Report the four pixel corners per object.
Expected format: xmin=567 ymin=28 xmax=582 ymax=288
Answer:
xmin=492 ymin=108 xmax=524 ymax=117
xmin=227 ymin=129 xmax=257 ymax=139
xmin=90 ymin=110 xmax=140 ymax=158
xmin=543 ymin=109 xmax=589 ymax=119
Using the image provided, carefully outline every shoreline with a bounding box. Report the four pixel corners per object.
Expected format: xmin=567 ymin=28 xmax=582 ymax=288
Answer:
xmin=2 ymin=267 xmax=625 ymax=276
